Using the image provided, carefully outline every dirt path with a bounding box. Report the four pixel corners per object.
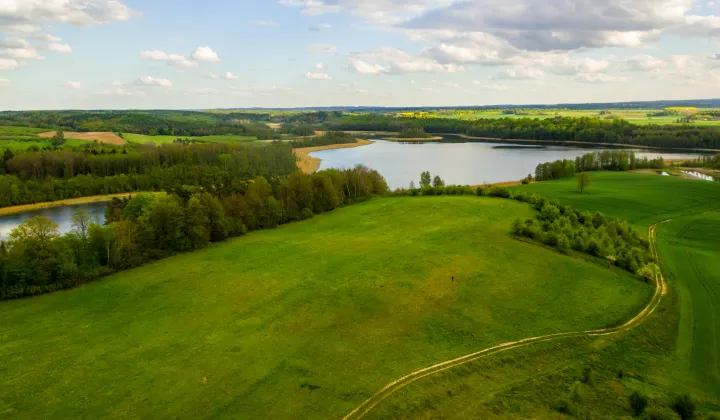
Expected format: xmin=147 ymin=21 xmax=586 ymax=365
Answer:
xmin=294 ymin=140 xmax=373 ymax=173
xmin=343 ymin=222 xmax=669 ymax=420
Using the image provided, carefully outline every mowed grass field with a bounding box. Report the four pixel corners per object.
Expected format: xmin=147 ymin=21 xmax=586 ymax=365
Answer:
xmin=123 ymin=133 xmax=258 ymax=145
xmin=0 ymin=197 xmax=651 ymax=419
xmin=512 ymin=172 xmax=720 ymax=398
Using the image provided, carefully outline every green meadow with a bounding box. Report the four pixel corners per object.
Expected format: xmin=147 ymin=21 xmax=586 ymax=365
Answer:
xmin=367 ymin=173 xmax=720 ymax=419
xmin=0 ymin=197 xmax=650 ymax=419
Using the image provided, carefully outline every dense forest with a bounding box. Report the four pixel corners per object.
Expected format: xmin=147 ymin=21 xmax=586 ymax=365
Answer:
xmin=0 ymin=142 xmax=297 ymax=207
xmin=327 ymin=115 xmax=720 ymax=150
xmin=0 ymin=166 xmax=388 ymax=299
xmin=0 ymin=110 xmax=340 ymax=138
xmin=534 ymin=150 xmax=666 ymax=181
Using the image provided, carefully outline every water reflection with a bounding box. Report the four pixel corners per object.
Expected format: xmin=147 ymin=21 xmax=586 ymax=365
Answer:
xmin=0 ymin=203 xmax=106 ymax=240
xmin=311 ymin=139 xmax=704 ymax=189
xmin=682 ymin=170 xmax=719 ymax=181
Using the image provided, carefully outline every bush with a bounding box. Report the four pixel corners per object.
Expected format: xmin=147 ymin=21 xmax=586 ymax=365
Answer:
xmin=300 ymin=208 xmax=314 ymax=220
xmin=629 ymin=391 xmax=649 ymax=416
xmin=553 ymin=398 xmax=576 ymax=416
xmin=475 ymin=187 xmax=485 ymax=196
xmin=672 ymin=395 xmax=696 ymax=420
xmin=488 ymin=187 xmax=512 ymax=198
xmin=647 ymin=407 xmax=682 ymax=420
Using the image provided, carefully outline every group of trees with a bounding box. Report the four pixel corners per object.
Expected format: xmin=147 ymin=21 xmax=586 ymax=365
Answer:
xmin=289 ymin=131 xmax=357 ymax=148
xmin=534 ymin=150 xmax=666 ymax=181
xmin=0 ymin=142 xmax=297 ymax=207
xmin=396 ymin=127 xmax=433 ymax=139
xmin=0 ymin=165 xmax=388 ymax=299
xmin=681 ymin=153 xmax=720 ymax=169
xmin=511 ymin=195 xmax=656 ymax=277
xmin=327 ymin=114 xmax=720 ymax=149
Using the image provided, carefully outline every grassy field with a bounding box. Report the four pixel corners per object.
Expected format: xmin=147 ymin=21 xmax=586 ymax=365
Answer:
xmin=123 ymin=133 xmax=258 ymax=145
xmin=0 ymin=196 xmax=651 ymax=419
xmin=402 ymin=109 xmax=720 ymax=127
xmin=507 ymin=172 xmax=720 ymax=405
xmin=0 ymin=126 xmax=122 ymax=150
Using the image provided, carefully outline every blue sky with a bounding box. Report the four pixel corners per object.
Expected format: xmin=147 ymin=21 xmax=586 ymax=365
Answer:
xmin=0 ymin=0 xmax=719 ymax=110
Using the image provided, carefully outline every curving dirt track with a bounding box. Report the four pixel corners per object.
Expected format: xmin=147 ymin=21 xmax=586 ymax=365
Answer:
xmin=343 ymin=222 xmax=669 ymax=420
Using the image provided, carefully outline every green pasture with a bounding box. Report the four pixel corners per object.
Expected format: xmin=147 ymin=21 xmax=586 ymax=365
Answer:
xmin=122 ymin=133 xmax=258 ymax=145
xmin=0 ymin=196 xmax=650 ymax=419
xmin=0 ymin=126 xmax=95 ymax=150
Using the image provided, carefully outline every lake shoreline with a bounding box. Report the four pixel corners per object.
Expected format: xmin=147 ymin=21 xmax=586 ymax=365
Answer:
xmin=382 ymin=136 xmax=444 ymax=142
xmin=295 ymin=139 xmax=374 ymax=173
xmin=0 ymin=193 xmax=145 ymax=217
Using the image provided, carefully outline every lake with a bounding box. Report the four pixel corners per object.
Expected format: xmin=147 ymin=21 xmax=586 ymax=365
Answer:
xmin=0 ymin=202 xmax=107 ymax=240
xmin=311 ymin=138 xmax=705 ymax=189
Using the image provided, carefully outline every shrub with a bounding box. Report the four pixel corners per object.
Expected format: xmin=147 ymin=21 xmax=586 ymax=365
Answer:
xmin=647 ymin=407 xmax=682 ymax=420
xmin=475 ymin=187 xmax=486 ymax=196
xmin=580 ymin=367 xmax=595 ymax=386
xmin=672 ymin=394 xmax=696 ymax=420
xmin=488 ymin=186 xmax=512 ymax=198
xmin=300 ymin=208 xmax=314 ymax=220
xmin=629 ymin=391 xmax=649 ymax=416
xmin=553 ymin=398 xmax=576 ymax=416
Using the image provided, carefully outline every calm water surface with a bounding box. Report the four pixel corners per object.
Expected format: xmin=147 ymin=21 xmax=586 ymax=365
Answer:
xmin=311 ymin=139 xmax=705 ymax=189
xmin=0 ymin=202 xmax=106 ymax=240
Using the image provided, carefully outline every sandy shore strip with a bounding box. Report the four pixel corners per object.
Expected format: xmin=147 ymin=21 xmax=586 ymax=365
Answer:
xmin=382 ymin=136 xmax=444 ymax=141
xmin=295 ymin=139 xmax=373 ymax=173
xmin=0 ymin=193 xmax=155 ymax=217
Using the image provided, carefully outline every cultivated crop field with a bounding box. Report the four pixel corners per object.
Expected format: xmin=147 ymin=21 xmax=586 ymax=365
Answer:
xmin=0 ymin=197 xmax=651 ymax=419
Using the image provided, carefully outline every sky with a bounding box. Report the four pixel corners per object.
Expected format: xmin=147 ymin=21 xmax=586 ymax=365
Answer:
xmin=0 ymin=0 xmax=719 ymax=110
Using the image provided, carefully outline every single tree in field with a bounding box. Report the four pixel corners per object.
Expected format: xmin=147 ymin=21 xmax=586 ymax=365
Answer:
xmin=577 ymin=172 xmax=589 ymax=194
xmin=420 ymin=171 xmax=431 ymax=188
xmin=409 ymin=181 xmax=416 ymax=189
xmin=432 ymin=175 xmax=445 ymax=188
xmin=51 ymin=129 xmax=65 ymax=147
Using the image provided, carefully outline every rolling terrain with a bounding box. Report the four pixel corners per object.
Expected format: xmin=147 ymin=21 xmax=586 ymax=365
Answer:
xmin=0 ymin=197 xmax=650 ymax=419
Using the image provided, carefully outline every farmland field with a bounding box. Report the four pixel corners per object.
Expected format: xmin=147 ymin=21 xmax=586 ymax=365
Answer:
xmin=511 ymin=172 xmax=720 ymax=399
xmin=123 ymin=133 xmax=258 ymax=145
xmin=0 ymin=196 xmax=651 ymax=419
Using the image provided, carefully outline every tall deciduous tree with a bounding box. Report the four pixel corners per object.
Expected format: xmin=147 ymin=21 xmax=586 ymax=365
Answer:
xmin=420 ymin=171 xmax=431 ymax=188
xmin=577 ymin=172 xmax=590 ymax=194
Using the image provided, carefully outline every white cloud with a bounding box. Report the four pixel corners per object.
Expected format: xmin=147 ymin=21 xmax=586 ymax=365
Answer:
xmin=249 ymin=20 xmax=280 ymax=26
xmin=189 ymin=88 xmax=218 ymax=95
xmin=0 ymin=78 xmax=9 ymax=85
xmin=65 ymin=81 xmax=81 ymax=89
xmin=573 ymin=73 xmax=629 ymax=84
xmin=306 ymin=72 xmax=332 ymax=80
xmin=111 ymin=81 xmax=123 ymax=86
xmin=624 ymin=54 xmax=667 ymax=71
xmin=98 ymin=88 xmax=145 ymax=96
xmin=225 ymin=72 xmax=238 ymax=80
xmin=47 ymin=43 xmax=72 ymax=53
xmin=0 ymin=0 xmax=140 ymax=28
xmin=309 ymin=23 xmax=331 ymax=31
xmin=137 ymin=76 xmax=173 ymax=88
xmin=492 ymin=67 xmax=544 ymax=80
xmin=191 ymin=46 xmax=220 ymax=62
xmin=0 ymin=37 xmax=43 ymax=60
xmin=481 ymin=83 xmax=510 ymax=91
xmin=206 ymin=72 xmax=220 ymax=79
xmin=349 ymin=47 xmax=469 ymax=75
xmin=316 ymin=62 xmax=324 ymax=69
xmin=308 ymin=44 xmax=337 ymax=54
xmin=28 ymin=34 xmax=62 ymax=42
xmin=443 ymin=81 xmax=460 ymax=88
xmin=140 ymin=50 xmax=198 ymax=68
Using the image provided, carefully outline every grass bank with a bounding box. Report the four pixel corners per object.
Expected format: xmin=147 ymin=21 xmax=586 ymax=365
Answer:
xmin=0 ymin=196 xmax=649 ymax=419
xmin=294 ymin=139 xmax=373 ymax=173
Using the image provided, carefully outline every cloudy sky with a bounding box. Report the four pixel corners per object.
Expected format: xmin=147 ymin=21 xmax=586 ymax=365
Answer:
xmin=0 ymin=0 xmax=719 ymax=110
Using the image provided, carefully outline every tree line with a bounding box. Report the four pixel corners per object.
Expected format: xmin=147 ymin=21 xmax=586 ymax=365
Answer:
xmin=326 ymin=114 xmax=720 ymax=150
xmin=0 ymin=166 xmax=388 ymax=299
xmin=680 ymin=152 xmax=720 ymax=169
xmin=534 ymin=150 xmax=666 ymax=181
xmin=0 ymin=143 xmax=298 ymax=208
